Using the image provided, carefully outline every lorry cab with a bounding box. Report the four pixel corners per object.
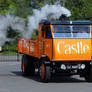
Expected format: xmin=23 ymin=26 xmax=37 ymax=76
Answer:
xmin=40 ymin=20 xmax=92 ymax=61
xmin=37 ymin=20 xmax=92 ymax=82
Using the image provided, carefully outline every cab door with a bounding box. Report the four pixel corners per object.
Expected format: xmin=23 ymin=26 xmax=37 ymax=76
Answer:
xmin=43 ymin=25 xmax=53 ymax=60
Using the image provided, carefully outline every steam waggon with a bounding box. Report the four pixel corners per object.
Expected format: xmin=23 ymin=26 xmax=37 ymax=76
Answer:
xmin=18 ymin=20 xmax=92 ymax=82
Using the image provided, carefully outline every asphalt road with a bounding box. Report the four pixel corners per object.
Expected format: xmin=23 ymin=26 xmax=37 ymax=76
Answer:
xmin=0 ymin=62 xmax=92 ymax=92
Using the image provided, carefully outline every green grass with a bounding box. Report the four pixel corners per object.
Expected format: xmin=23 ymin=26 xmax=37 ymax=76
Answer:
xmin=0 ymin=41 xmax=18 ymax=55
xmin=0 ymin=51 xmax=18 ymax=56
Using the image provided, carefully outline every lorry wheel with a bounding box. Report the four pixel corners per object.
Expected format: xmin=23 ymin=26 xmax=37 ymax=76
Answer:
xmin=21 ymin=55 xmax=35 ymax=76
xmin=85 ymin=65 xmax=92 ymax=82
xmin=21 ymin=55 xmax=28 ymax=75
xmin=22 ymin=58 xmax=25 ymax=73
xmin=39 ymin=63 xmax=51 ymax=82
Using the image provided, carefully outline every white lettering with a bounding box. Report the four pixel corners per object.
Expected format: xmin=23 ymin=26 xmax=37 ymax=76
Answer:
xmin=57 ymin=41 xmax=90 ymax=55
xmin=71 ymin=44 xmax=78 ymax=54
xmin=65 ymin=44 xmax=71 ymax=54
xmin=83 ymin=45 xmax=89 ymax=54
xmin=77 ymin=42 xmax=80 ymax=54
xmin=57 ymin=42 xmax=64 ymax=54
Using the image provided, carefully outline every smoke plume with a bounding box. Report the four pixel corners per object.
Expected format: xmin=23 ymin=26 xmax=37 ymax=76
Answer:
xmin=0 ymin=14 xmax=25 ymax=46
xmin=0 ymin=4 xmax=71 ymax=46
xmin=25 ymin=4 xmax=71 ymax=38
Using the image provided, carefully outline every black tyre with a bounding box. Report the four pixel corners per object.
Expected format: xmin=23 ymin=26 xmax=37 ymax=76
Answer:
xmin=39 ymin=63 xmax=51 ymax=82
xmin=21 ymin=55 xmax=35 ymax=76
xmin=84 ymin=65 xmax=92 ymax=82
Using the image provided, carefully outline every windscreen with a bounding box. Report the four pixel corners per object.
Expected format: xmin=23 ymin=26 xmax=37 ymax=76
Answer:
xmin=52 ymin=25 xmax=90 ymax=38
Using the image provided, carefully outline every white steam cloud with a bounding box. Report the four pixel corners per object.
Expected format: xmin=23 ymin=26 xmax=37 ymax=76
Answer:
xmin=0 ymin=14 xmax=25 ymax=46
xmin=25 ymin=4 xmax=71 ymax=38
xmin=0 ymin=4 xmax=71 ymax=46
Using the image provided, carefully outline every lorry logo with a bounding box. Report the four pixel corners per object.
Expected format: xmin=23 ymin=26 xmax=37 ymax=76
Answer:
xmin=57 ymin=41 xmax=89 ymax=55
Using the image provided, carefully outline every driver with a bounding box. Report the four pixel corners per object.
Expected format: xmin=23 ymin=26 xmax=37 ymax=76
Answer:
xmin=76 ymin=27 xmax=89 ymax=38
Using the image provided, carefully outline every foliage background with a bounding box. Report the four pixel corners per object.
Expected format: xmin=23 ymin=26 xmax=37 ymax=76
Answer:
xmin=0 ymin=0 xmax=92 ymax=55
xmin=0 ymin=0 xmax=92 ymax=20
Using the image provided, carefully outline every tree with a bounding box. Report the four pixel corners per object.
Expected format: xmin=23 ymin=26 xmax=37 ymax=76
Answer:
xmin=65 ymin=0 xmax=92 ymax=21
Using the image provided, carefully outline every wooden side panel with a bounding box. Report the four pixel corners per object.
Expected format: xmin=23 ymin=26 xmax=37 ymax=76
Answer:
xmin=18 ymin=38 xmax=23 ymax=53
xmin=17 ymin=24 xmax=44 ymax=59
xmin=18 ymin=38 xmax=39 ymax=58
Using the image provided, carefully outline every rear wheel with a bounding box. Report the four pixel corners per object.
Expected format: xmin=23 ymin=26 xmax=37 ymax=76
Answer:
xmin=21 ymin=55 xmax=35 ymax=76
xmin=39 ymin=63 xmax=51 ymax=82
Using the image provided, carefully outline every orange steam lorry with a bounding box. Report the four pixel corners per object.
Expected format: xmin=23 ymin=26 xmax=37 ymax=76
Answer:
xmin=18 ymin=20 xmax=92 ymax=82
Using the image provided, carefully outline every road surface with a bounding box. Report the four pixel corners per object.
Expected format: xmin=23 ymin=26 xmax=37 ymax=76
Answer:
xmin=0 ymin=62 xmax=92 ymax=92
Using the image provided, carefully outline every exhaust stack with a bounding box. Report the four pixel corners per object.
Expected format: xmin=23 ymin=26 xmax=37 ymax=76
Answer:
xmin=59 ymin=14 xmax=69 ymax=21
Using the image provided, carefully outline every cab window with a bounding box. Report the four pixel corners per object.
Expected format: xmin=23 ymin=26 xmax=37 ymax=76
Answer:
xmin=45 ymin=26 xmax=52 ymax=38
xmin=52 ymin=25 xmax=71 ymax=38
xmin=52 ymin=25 xmax=90 ymax=38
xmin=73 ymin=25 xmax=90 ymax=38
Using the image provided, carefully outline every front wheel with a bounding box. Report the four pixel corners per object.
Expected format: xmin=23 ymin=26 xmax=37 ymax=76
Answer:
xmin=84 ymin=65 xmax=92 ymax=82
xmin=39 ymin=63 xmax=51 ymax=82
